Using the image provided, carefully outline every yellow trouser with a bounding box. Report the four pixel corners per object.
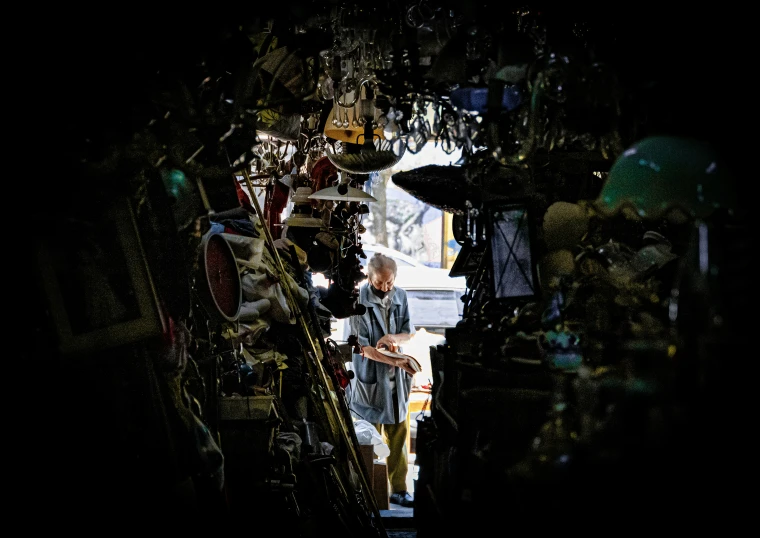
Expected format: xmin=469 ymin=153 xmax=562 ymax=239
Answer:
xmin=373 ymin=394 xmax=409 ymax=494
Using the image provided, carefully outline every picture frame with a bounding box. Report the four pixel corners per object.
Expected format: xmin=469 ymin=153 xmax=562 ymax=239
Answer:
xmin=36 ymin=197 xmax=166 ymax=357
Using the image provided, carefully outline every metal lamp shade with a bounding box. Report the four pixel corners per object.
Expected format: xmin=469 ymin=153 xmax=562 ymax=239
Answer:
xmin=308 ymin=185 xmax=377 ymax=202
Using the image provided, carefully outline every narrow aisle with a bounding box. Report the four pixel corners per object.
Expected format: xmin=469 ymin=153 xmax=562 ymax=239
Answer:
xmin=380 ymin=451 xmax=416 ymax=535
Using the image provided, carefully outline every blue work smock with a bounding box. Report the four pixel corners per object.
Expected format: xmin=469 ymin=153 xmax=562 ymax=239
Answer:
xmin=349 ymin=284 xmax=415 ymax=424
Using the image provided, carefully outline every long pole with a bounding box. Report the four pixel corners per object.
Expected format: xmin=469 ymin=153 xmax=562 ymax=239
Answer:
xmin=241 ymin=169 xmax=387 ymax=536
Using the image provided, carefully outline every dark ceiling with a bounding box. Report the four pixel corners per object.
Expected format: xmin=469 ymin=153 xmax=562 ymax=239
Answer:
xmin=41 ymin=3 xmax=749 ymax=209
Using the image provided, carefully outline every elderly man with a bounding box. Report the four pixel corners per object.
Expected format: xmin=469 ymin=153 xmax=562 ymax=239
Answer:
xmin=349 ymin=252 xmax=417 ymax=507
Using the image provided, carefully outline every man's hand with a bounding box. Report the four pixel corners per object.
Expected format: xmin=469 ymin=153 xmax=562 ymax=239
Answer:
xmin=364 ymin=346 xmax=416 ymax=376
xmin=377 ymin=335 xmax=399 ymax=352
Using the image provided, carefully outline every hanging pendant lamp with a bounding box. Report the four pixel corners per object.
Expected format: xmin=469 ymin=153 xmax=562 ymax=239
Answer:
xmin=326 ymin=121 xmax=404 ymax=174
xmin=284 ymin=187 xmax=324 ymax=227
xmin=309 ymin=171 xmax=377 ymax=202
xmin=323 ymin=79 xmax=384 ymax=144
xmin=324 ymin=81 xmax=404 ymax=174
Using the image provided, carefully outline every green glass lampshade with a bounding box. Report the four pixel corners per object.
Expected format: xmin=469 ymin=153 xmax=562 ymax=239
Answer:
xmin=595 ymin=136 xmax=738 ymax=220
